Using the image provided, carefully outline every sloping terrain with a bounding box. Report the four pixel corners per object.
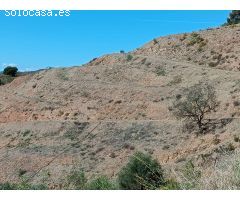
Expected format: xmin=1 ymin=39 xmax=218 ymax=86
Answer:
xmin=0 ymin=24 xmax=240 ymax=187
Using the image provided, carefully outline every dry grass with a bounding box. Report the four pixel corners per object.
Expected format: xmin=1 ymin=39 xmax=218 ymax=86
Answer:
xmin=172 ymin=151 xmax=240 ymax=190
xmin=199 ymin=151 xmax=240 ymax=190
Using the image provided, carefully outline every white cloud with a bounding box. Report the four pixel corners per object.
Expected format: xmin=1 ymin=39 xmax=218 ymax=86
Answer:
xmin=2 ymin=63 xmax=18 ymax=67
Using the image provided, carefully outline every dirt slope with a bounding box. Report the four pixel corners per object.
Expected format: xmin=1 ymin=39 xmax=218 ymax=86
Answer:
xmin=0 ymin=24 xmax=240 ymax=187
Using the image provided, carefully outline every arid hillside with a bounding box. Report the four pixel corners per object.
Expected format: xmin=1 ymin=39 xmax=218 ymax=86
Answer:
xmin=0 ymin=24 xmax=240 ymax=187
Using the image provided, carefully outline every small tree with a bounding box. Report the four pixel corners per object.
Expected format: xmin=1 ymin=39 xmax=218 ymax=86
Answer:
xmin=225 ymin=10 xmax=240 ymax=25
xmin=118 ymin=152 xmax=165 ymax=190
xmin=153 ymin=38 xmax=158 ymax=44
xmin=171 ymin=81 xmax=218 ymax=134
xmin=3 ymin=66 xmax=18 ymax=77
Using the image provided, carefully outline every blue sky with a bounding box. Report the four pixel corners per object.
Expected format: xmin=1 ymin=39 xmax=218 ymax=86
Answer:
xmin=0 ymin=10 xmax=230 ymax=71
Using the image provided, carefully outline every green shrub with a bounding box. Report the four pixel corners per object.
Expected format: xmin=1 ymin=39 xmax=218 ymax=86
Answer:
xmin=0 ymin=182 xmax=47 ymax=190
xmin=234 ymin=135 xmax=240 ymax=142
xmin=208 ymin=61 xmax=218 ymax=67
xmin=180 ymin=33 xmax=187 ymax=41
xmin=66 ymin=169 xmax=87 ymax=189
xmin=18 ymin=169 xmax=27 ymax=177
xmin=155 ymin=66 xmax=166 ymax=76
xmin=3 ymin=66 xmax=18 ymax=77
xmin=126 ymin=54 xmax=133 ymax=61
xmin=153 ymin=38 xmax=158 ymax=44
xmin=160 ymin=179 xmax=181 ymax=190
xmin=118 ymin=152 xmax=165 ymax=190
xmin=0 ymin=183 xmax=17 ymax=190
xmin=86 ymin=176 xmax=116 ymax=190
xmin=187 ymin=33 xmax=204 ymax=46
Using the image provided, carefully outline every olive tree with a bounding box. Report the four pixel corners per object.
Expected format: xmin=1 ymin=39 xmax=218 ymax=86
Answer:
xmin=3 ymin=66 xmax=18 ymax=77
xmin=226 ymin=10 xmax=240 ymax=25
xmin=172 ymin=81 xmax=218 ymax=134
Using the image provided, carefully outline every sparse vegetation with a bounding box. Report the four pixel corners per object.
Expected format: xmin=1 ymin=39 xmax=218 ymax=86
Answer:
xmin=180 ymin=33 xmax=187 ymax=41
xmin=2 ymin=151 xmax=240 ymax=190
xmin=233 ymin=100 xmax=240 ymax=107
xmin=234 ymin=135 xmax=240 ymax=142
xmin=0 ymin=74 xmax=14 ymax=85
xmin=171 ymin=160 xmax=202 ymax=190
xmin=208 ymin=61 xmax=219 ymax=67
xmin=155 ymin=66 xmax=166 ymax=76
xmin=66 ymin=169 xmax=87 ymax=189
xmin=57 ymin=69 xmax=69 ymax=81
xmin=86 ymin=176 xmax=117 ymax=190
xmin=171 ymin=81 xmax=218 ymax=134
xmin=195 ymin=151 xmax=240 ymax=189
xmin=168 ymin=75 xmax=182 ymax=85
xmin=187 ymin=33 xmax=204 ymax=46
xmin=2 ymin=14 xmax=240 ymax=191
xmin=18 ymin=169 xmax=27 ymax=177
xmin=0 ymin=182 xmax=47 ymax=190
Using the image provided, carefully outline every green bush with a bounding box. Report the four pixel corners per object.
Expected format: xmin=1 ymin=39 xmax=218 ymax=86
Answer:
xmin=86 ymin=176 xmax=116 ymax=190
xmin=153 ymin=38 xmax=158 ymax=44
xmin=126 ymin=54 xmax=133 ymax=61
xmin=187 ymin=33 xmax=204 ymax=46
xmin=3 ymin=66 xmax=18 ymax=77
xmin=118 ymin=152 xmax=165 ymax=190
xmin=160 ymin=179 xmax=181 ymax=190
xmin=66 ymin=169 xmax=87 ymax=189
xmin=0 ymin=183 xmax=17 ymax=190
xmin=155 ymin=66 xmax=166 ymax=76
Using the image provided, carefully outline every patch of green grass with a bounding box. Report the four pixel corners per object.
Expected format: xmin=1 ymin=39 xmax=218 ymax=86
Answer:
xmin=66 ymin=169 xmax=87 ymax=189
xmin=0 ymin=182 xmax=47 ymax=190
xmin=86 ymin=176 xmax=117 ymax=190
